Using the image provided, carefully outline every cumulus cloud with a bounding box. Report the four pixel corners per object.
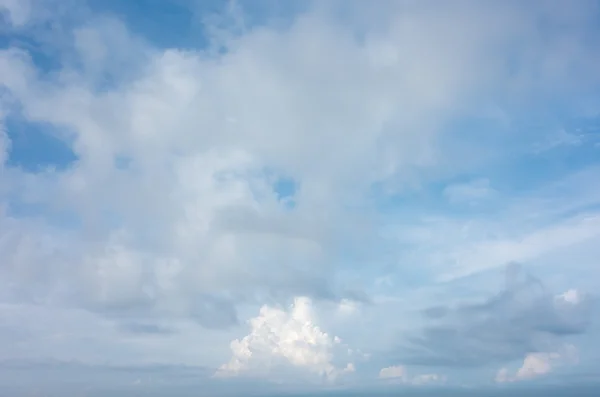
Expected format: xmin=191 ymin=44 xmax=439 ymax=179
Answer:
xmin=496 ymin=344 xmax=579 ymax=382
xmin=378 ymin=364 xmax=446 ymax=385
xmin=216 ymin=297 xmax=354 ymax=381
xmin=399 ymin=265 xmax=595 ymax=367
xmin=379 ymin=365 xmax=406 ymax=379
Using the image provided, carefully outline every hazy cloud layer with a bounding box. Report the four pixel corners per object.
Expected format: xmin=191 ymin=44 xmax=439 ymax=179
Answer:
xmin=1 ymin=0 xmax=600 ymax=392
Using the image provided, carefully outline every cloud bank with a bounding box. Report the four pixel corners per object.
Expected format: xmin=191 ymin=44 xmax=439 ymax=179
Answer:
xmin=1 ymin=0 xmax=600 ymax=392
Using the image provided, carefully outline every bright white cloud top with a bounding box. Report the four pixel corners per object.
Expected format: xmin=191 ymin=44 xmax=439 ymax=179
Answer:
xmin=1 ymin=0 xmax=600 ymax=395
xmin=216 ymin=297 xmax=355 ymax=381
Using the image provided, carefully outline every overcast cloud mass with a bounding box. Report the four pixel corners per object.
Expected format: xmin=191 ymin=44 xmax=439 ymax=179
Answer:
xmin=1 ymin=0 xmax=600 ymax=395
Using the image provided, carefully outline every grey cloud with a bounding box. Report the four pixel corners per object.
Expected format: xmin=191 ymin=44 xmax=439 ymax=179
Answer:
xmin=86 ymin=292 xmax=239 ymax=330
xmin=190 ymin=294 xmax=239 ymax=329
xmin=118 ymin=322 xmax=175 ymax=335
xmin=422 ymin=305 xmax=450 ymax=319
xmin=397 ymin=264 xmax=596 ymax=367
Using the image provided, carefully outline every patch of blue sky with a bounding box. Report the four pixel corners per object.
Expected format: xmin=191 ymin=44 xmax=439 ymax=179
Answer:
xmin=5 ymin=200 xmax=81 ymax=230
xmin=332 ymin=228 xmax=437 ymax=294
xmin=272 ymin=175 xmax=297 ymax=209
xmin=0 ymin=34 xmax=63 ymax=75
xmin=4 ymin=114 xmax=78 ymax=173
xmin=197 ymin=0 xmax=311 ymax=35
xmin=369 ymin=178 xmax=501 ymax=223
xmin=241 ymin=166 xmax=299 ymax=209
xmin=86 ymin=0 xmax=200 ymax=50
xmin=489 ymin=149 xmax=599 ymax=197
xmin=86 ymin=0 xmax=308 ymax=52
xmin=372 ymin=113 xmax=600 ymax=218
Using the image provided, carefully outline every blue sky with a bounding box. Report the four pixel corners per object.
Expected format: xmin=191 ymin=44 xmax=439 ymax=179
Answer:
xmin=1 ymin=0 xmax=600 ymax=395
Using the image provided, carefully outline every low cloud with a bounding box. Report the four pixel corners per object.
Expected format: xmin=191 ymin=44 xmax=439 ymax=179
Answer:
xmin=399 ymin=264 xmax=595 ymax=367
xmin=379 ymin=364 xmax=446 ymax=385
xmin=495 ymin=344 xmax=579 ymax=382
xmin=216 ymin=297 xmax=355 ymax=382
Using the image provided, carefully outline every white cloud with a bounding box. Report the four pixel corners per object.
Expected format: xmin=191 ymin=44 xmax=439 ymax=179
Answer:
xmin=496 ymin=345 xmax=579 ymax=382
xmin=425 ymin=212 xmax=600 ymax=283
xmin=411 ymin=373 xmax=447 ymax=385
xmin=0 ymin=0 xmax=598 ymax=313
xmin=379 ymin=365 xmax=407 ymax=380
xmin=516 ymin=352 xmax=561 ymax=380
xmin=379 ymin=365 xmax=446 ymax=385
xmin=1 ymin=0 xmax=600 ymax=386
xmin=337 ymin=299 xmax=359 ymax=316
xmin=216 ymin=297 xmax=354 ymax=382
xmin=557 ymin=289 xmax=583 ymax=305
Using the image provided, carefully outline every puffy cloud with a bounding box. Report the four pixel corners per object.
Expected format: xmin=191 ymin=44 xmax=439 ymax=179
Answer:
xmin=517 ymin=352 xmax=562 ymax=380
xmin=496 ymin=344 xmax=579 ymax=382
xmin=558 ymin=289 xmax=583 ymax=305
xmin=378 ymin=364 xmax=446 ymax=385
xmin=216 ymin=297 xmax=354 ymax=381
xmin=411 ymin=373 xmax=447 ymax=385
xmin=399 ymin=265 xmax=595 ymax=367
xmin=379 ymin=365 xmax=406 ymax=379
xmin=1 ymin=12 xmax=387 ymax=320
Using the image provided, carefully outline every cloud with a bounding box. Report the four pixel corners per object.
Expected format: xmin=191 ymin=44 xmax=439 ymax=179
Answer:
xmin=118 ymin=322 xmax=175 ymax=336
xmin=0 ymin=123 xmax=8 ymax=166
xmin=379 ymin=365 xmax=406 ymax=379
xmin=337 ymin=299 xmax=359 ymax=316
xmin=216 ymin=297 xmax=354 ymax=381
xmin=495 ymin=344 xmax=579 ymax=382
xmin=436 ymin=214 xmax=600 ymax=283
xmin=0 ymin=0 xmax=31 ymax=27
xmin=399 ymin=264 xmax=595 ymax=367
xmin=382 ymin=163 xmax=600 ymax=287
xmin=1 ymin=0 xmax=599 ymax=321
xmin=558 ymin=289 xmax=583 ymax=305
xmin=1 ymin=0 xmax=600 ymax=389
xmin=378 ymin=364 xmax=446 ymax=385
xmin=411 ymin=373 xmax=447 ymax=385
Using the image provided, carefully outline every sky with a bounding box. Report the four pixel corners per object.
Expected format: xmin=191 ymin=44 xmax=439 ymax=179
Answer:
xmin=1 ymin=0 xmax=600 ymax=395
